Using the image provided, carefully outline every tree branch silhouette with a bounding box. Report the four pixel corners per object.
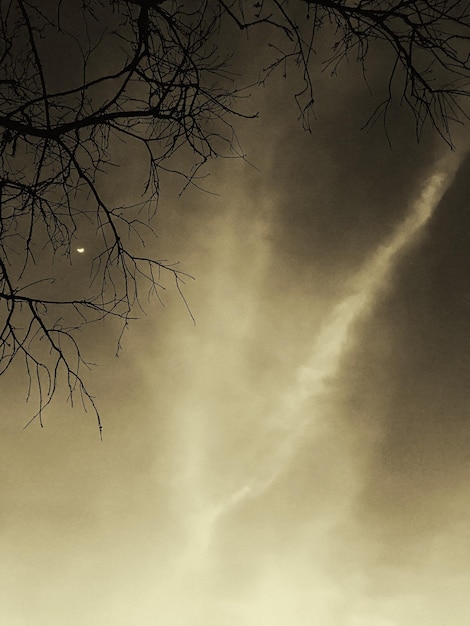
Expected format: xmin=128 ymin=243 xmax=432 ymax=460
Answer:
xmin=0 ymin=0 xmax=468 ymax=431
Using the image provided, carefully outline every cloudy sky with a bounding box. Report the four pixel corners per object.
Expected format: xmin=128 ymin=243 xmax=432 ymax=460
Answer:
xmin=2 ymin=5 xmax=470 ymax=625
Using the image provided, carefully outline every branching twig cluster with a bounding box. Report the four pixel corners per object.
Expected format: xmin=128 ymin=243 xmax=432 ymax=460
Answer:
xmin=0 ymin=0 xmax=468 ymax=431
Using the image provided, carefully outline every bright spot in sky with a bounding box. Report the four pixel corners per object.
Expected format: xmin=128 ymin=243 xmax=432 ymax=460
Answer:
xmin=77 ymin=247 xmax=85 ymax=253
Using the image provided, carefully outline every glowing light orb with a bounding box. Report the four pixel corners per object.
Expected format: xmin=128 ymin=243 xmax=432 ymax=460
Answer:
xmin=77 ymin=247 xmax=85 ymax=253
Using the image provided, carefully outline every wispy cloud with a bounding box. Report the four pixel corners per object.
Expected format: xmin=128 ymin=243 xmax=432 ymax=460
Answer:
xmin=213 ymin=151 xmax=462 ymax=514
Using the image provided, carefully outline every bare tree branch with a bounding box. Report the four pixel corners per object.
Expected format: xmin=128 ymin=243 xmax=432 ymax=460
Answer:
xmin=0 ymin=0 xmax=469 ymax=432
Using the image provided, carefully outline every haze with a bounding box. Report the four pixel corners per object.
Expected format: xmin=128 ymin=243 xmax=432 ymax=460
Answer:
xmin=1 ymin=29 xmax=470 ymax=626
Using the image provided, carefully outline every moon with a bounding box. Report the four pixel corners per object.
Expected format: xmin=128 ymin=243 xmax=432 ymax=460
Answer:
xmin=77 ymin=247 xmax=85 ymax=253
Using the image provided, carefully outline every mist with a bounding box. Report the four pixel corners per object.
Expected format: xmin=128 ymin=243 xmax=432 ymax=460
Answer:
xmin=2 ymin=17 xmax=470 ymax=625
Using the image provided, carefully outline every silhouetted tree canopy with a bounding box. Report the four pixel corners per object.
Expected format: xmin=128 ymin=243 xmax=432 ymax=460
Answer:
xmin=1 ymin=0 xmax=469 ymax=432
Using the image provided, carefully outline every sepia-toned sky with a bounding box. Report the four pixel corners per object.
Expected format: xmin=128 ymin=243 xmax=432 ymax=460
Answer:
xmin=2 ymin=8 xmax=470 ymax=625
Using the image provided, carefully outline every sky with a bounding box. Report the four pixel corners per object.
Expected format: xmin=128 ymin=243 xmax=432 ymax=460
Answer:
xmin=2 ymin=4 xmax=470 ymax=625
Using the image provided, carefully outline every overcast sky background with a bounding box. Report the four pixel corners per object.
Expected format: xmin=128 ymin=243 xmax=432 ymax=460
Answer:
xmin=1 ymin=9 xmax=470 ymax=625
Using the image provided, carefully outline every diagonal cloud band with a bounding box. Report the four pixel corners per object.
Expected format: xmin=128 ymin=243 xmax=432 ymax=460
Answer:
xmin=214 ymin=150 xmax=464 ymax=517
